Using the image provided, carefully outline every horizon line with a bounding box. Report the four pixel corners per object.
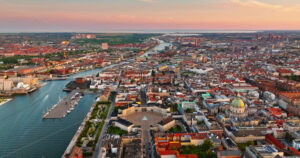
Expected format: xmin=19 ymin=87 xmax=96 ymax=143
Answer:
xmin=1 ymin=29 xmax=300 ymax=34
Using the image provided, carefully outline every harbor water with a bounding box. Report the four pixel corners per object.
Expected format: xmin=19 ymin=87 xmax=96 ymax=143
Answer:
xmin=0 ymin=40 xmax=171 ymax=158
xmin=0 ymin=69 xmax=101 ymax=158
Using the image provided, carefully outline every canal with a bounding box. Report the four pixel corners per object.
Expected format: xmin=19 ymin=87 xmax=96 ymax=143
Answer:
xmin=0 ymin=39 xmax=171 ymax=158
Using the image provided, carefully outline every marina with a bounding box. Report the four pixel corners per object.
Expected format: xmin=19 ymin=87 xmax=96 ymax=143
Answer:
xmin=43 ymin=90 xmax=83 ymax=119
xmin=0 ymin=41 xmax=168 ymax=158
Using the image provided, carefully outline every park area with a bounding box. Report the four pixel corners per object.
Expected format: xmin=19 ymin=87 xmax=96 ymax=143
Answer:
xmin=75 ymin=101 xmax=111 ymax=156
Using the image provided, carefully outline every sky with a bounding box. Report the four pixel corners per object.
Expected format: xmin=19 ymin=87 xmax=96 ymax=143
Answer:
xmin=1 ymin=0 xmax=300 ymax=32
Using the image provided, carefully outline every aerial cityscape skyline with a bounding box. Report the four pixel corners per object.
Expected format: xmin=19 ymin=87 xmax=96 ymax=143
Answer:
xmin=1 ymin=0 xmax=300 ymax=32
xmin=1 ymin=0 xmax=300 ymax=158
xmin=1 ymin=31 xmax=300 ymax=158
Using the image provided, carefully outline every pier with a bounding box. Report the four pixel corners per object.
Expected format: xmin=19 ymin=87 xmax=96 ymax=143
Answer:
xmin=43 ymin=90 xmax=83 ymax=119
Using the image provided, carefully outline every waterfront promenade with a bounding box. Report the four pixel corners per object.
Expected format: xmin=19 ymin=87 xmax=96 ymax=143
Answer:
xmin=0 ymin=71 xmax=98 ymax=157
xmin=94 ymin=93 xmax=116 ymax=158
xmin=62 ymin=102 xmax=97 ymax=157
xmin=61 ymin=39 xmax=170 ymax=158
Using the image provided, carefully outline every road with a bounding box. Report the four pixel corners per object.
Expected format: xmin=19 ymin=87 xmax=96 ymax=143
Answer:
xmin=93 ymin=84 xmax=120 ymax=158
xmin=140 ymin=86 xmax=148 ymax=106
xmin=93 ymin=95 xmax=115 ymax=158
xmin=123 ymin=111 xmax=163 ymax=158
xmin=92 ymin=39 xmax=171 ymax=158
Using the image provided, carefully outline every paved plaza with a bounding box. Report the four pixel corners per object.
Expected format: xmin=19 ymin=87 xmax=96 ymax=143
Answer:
xmin=122 ymin=111 xmax=165 ymax=158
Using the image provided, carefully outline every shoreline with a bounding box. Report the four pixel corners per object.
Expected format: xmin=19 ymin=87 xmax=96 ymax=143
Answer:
xmin=62 ymin=40 xmax=162 ymax=157
xmin=62 ymin=102 xmax=97 ymax=158
xmin=0 ymin=98 xmax=13 ymax=107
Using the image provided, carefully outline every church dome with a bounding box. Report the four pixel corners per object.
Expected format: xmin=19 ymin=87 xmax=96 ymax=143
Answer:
xmin=231 ymin=93 xmax=245 ymax=108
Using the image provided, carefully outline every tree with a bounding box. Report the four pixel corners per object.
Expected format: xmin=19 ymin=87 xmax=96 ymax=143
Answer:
xmin=151 ymin=70 xmax=155 ymax=77
xmin=180 ymin=140 xmax=216 ymax=158
xmin=201 ymin=139 xmax=214 ymax=152
xmin=237 ymin=141 xmax=255 ymax=151
xmin=185 ymin=108 xmax=195 ymax=113
xmin=107 ymin=126 xmax=127 ymax=136
xmin=114 ymin=107 xmax=120 ymax=114
xmin=167 ymin=125 xmax=182 ymax=133
xmin=170 ymin=104 xmax=178 ymax=112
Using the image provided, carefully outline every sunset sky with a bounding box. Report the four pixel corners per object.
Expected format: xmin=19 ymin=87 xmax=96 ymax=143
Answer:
xmin=1 ymin=0 xmax=300 ymax=32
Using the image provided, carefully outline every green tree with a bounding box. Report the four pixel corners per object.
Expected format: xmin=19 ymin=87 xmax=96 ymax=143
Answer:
xmin=201 ymin=139 xmax=214 ymax=152
xmin=237 ymin=141 xmax=255 ymax=151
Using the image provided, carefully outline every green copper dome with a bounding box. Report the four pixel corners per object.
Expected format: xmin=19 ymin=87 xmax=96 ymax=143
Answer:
xmin=232 ymin=93 xmax=245 ymax=108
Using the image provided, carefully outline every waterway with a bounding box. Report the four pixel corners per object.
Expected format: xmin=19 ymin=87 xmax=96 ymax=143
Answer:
xmin=0 ymin=69 xmax=102 ymax=158
xmin=0 ymin=39 xmax=171 ymax=158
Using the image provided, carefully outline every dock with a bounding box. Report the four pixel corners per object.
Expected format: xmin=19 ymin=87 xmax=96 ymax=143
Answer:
xmin=43 ymin=90 xmax=83 ymax=119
